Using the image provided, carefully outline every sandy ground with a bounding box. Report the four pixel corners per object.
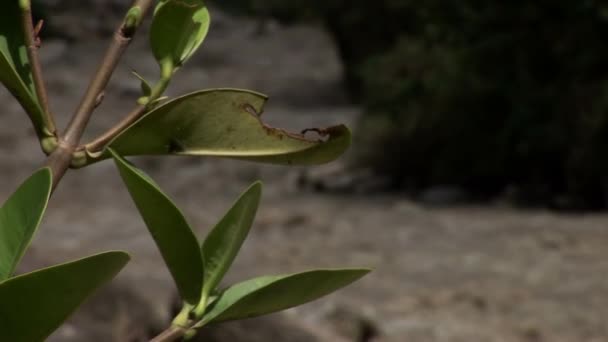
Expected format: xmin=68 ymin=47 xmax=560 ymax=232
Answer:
xmin=1 ymin=5 xmax=608 ymax=342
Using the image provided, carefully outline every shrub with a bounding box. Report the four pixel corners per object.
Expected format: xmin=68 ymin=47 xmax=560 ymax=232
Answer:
xmin=221 ymin=1 xmax=608 ymax=208
xmin=0 ymin=1 xmax=367 ymax=340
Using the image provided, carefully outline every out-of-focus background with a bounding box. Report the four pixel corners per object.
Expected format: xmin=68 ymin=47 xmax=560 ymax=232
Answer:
xmin=2 ymin=1 xmax=608 ymax=341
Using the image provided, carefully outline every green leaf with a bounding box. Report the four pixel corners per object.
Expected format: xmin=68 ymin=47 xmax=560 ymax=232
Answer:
xmin=150 ymin=0 xmax=210 ymax=71
xmin=111 ymin=149 xmax=204 ymax=305
xmin=132 ymin=70 xmax=152 ymax=97
xmin=0 ymin=251 xmax=130 ymax=342
xmin=0 ymin=1 xmax=48 ymax=138
xmin=200 ymin=182 xmax=262 ymax=303
xmin=0 ymin=168 xmax=52 ymax=280
xmin=83 ymin=89 xmax=351 ymax=166
xmin=201 ymin=269 xmax=370 ymax=324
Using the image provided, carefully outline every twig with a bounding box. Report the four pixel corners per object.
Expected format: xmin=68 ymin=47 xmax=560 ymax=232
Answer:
xmin=45 ymin=0 xmax=154 ymax=188
xmin=83 ymin=104 xmax=147 ymax=152
xmin=84 ymin=69 xmax=174 ymax=153
xmin=20 ymin=1 xmax=55 ymax=135
xmin=150 ymin=325 xmax=189 ymax=342
xmin=62 ymin=0 xmax=153 ymax=146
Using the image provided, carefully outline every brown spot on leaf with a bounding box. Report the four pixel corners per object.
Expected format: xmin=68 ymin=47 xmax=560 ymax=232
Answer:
xmin=302 ymin=128 xmax=333 ymax=142
xmin=168 ymin=138 xmax=186 ymax=153
xmin=242 ymin=103 xmax=262 ymax=117
xmin=240 ymin=103 xmax=340 ymax=143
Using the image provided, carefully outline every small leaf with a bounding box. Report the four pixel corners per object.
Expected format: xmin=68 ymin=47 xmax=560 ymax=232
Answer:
xmin=132 ymin=70 xmax=152 ymax=97
xmin=0 ymin=168 xmax=52 ymax=280
xmin=201 ymin=269 xmax=370 ymax=324
xmin=0 ymin=251 xmax=130 ymax=342
xmin=150 ymin=0 xmax=210 ymax=70
xmin=201 ymin=182 xmax=262 ymax=302
xmin=111 ymin=149 xmax=204 ymax=305
xmin=83 ymin=89 xmax=351 ymax=166
xmin=0 ymin=1 xmax=48 ymax=138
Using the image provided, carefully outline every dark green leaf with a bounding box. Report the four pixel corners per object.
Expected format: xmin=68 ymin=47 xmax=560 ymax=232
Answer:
xmin=111 ymin=149 xmax=204 ymax=304
xmin=83 ymin=89 xmax=351 ymax=166
xmin=0 ymin=1 xmax=48 ymax=138
xmin=201 ymin=269 xmax=370 ymax=324
xmin=0 ymin=251 xmax=129 ymax=342
xmin=201 ymin=182 xmax=261 ymax=302
xmin=151 ymin=0 xmax=210 ymax=70
xmin=0 ymin=168 xmax=51 ymax=280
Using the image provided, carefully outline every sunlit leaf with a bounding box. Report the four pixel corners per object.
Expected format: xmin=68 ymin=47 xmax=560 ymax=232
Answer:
xmin=0 ymin=168 xmax=51 ymax=280
xmin=111 ymin=149 xmax=204 ymax=305
xmin=0 ymin=251 xmax=130 ymax=342
xmin=0 ymin=1 xmax=48 ymax=138
xmin=150 ymin=0 xmax=210 ymax=70
xmin=201 ymin=269 xmax=370 ymax=323
xmin=201 ymin=182 xmax=261 ymax=302
xmin=83 ymin=89 xmax=351 ymax=166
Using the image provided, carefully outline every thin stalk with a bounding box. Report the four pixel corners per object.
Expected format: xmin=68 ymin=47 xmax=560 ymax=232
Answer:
xmin=61 ymin=29 xmax=127 ymax=146
xmin=150 ymin=325 xmax=190 ymax=342
xmin=35 ymin=1 xmax=205 ymax=340
xmin=84 ymin=62 xmax=174 ymax=153
xmin=45 ymin=0 xmax=153 ymax=188
xmin=20 ymin=0 xmax=55 ymax=135
xmin=62 ymin=0 xmax=152 ymax=146
xmin=83 ymin=104 xmax=147 ymax=152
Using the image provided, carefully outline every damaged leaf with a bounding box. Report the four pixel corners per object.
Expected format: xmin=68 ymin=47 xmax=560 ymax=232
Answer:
xmin=0 ymin=1 xmax=50 ymax=138
xmin=84 ymin=89 xmax=351 ymax=166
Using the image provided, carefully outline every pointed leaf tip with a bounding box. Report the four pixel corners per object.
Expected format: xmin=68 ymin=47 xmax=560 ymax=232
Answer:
xmin=131 ymin=70 xmax=152 ymax=97
xmin=201 ymin=268 xmax=370 ymax=323
xmin=201 ymin=181 xmax=263 ymax=302
xmin=0 ymin=251 xmax=129 ymax=341
xmin=0 ymin=168 xmax=52 ymax=280
xmin=111 ymin=149 xmax=204 ymax=305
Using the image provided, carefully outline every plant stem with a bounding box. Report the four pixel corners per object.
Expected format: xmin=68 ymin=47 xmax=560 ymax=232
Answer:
xmin=62 ymin=1 xmax=151 ymax=147
xmin=20 ymin=0 xmax=55 ymax=136
xmin=37 ymin=1 xmax=203 ymax=340
xmin=45 ymin=0 xmax=153 ymax=188
xmin=83 ymin=104 xmax=147 ymax=152
xmin=150 ymin=325 xmax=189 ymax=342
xmin=84 ymin=67 xmax=173 ymax=153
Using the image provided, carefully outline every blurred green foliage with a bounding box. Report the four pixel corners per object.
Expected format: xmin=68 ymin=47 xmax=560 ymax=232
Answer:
xmin=219 ymin=1 xmax=608 ymax=208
